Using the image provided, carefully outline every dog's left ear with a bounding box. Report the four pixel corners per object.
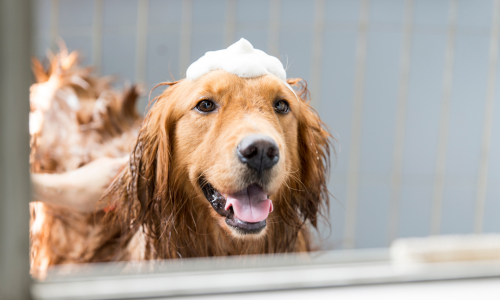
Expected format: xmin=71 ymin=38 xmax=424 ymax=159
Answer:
xmin=287 ymin=78 xmax=332 ymax=228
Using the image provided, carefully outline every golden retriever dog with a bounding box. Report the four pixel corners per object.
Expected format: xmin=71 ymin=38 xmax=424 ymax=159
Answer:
xmin=30 ymin=46 xmax=332 ymax=276
xmin=29 ymin=47 xmax=141 ymax=278
xmin=89 ymin=69 xmax=332 ymax=262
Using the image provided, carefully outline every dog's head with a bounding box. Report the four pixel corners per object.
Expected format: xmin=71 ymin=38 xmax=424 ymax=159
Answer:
xmin=126 ymin=70 xmax=331 ymax=242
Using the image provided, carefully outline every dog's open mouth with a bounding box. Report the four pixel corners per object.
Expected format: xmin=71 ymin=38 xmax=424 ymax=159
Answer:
xmin=199 ymin=179 xmax=273 ymax=234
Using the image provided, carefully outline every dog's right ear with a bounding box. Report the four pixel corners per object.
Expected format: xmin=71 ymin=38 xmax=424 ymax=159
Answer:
xmin=96 ymin=81 xmax=181 ymax=259
xmin=128 ymin=81 xmax=182 ymax=213
xmin=102 ymin=81 xmax=182 ymax=223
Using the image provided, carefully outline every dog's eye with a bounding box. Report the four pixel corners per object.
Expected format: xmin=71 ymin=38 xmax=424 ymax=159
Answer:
xmin=195 ymin=100 xmax=217 ymax=113
xmin=274 ymin=100 xmax=290 ymax=114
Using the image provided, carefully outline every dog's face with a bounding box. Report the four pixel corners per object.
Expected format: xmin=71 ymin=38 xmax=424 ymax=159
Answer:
xmin=132 ymin=69 xmax=330 ymax=243
xmin=168 ymin=70 xmax=298 ymax=237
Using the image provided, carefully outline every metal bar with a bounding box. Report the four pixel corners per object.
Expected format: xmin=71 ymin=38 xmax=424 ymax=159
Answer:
xmin=431 ymin=0 xmax=458 ymax=235
xmin=309 ymin=0 xmax=325 ymax=110
xmin=135 ymin=0 xmax=149 ymax=84
xmin=268 ymin=0 xmax=280 ymax=56
xmin=179 ymin=0 xmax=192 ymax=78
xmin=474 ymin=0 xmax=500 ymax=234
xmin=388 ymin=0 xmax=414 ymax=244
xmin=343 ymin=0 xmax=370 ymax=249
xmin=224 ymin=0 xmax=236 ymax=47
xmin=92 ymin=0 xmax=103 ymax=75
xmin=50 ymin=0 xmax=59 ymax=49
xmin=0 ymin=0 xmax=32 ymax=298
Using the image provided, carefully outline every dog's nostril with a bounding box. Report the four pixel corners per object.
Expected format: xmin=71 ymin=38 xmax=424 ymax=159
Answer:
xmin=242 ymin=146 xmax=258 ymax=158
xmin=237 ymin=134 xmax=280 ymax=173
xmin=267 ymin=147 xmax=279 ymax=159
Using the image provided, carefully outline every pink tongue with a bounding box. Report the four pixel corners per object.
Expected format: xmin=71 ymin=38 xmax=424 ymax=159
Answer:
xmin=225 ymin=185 xmax=273 ymax=223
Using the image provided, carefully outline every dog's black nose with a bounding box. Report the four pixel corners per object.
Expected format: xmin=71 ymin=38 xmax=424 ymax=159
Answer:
xmin=237 ymin=134 xmax=279 ymax=173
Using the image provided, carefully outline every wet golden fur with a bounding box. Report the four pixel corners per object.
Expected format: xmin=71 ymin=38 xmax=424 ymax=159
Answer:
xmin=30 ymin=50 xmax=332 ymax=275
xmin=29 ymin=48 xmax=141 ymax=278
xmin=89 ymin=70 xmax=332 ymax=261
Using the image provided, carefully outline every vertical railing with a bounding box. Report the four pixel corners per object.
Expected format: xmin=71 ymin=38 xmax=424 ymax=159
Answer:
xmin=431 ymin=0 xmax=458 ymax=235
xmin=310 ymin=0 xmax=325 ymax=110
xmin=224 ymin=0 xmax=236 ymax=47
xmin=343 ymin=0 xmax=370 ymax=249
xmin=0 ymin=0 xmax=32 ymax=298
xmin=388 ymin=0 xmax=414 ymax=243
xmin=136 ymin=0 xmax=149 ymax=84
xmin=92 ymin=0 xmax=103 ymax=75
xmin=50 ymin=0 xmax=59 ymax=49
xmin=474 ymin=0 xmax=500 ymax=234
xmin=179 ymin=0 xmax=193 ymax=77
xmin=268 ymin=0 xmax=280 ymax=55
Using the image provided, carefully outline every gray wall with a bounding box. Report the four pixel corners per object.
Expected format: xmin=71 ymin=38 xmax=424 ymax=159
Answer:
xmin=34 ymin=0 xmax=500 ymax=249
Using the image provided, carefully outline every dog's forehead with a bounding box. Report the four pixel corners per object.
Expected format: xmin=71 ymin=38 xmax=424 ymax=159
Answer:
xmin=197 ymin=70 xmax=288 ymax=100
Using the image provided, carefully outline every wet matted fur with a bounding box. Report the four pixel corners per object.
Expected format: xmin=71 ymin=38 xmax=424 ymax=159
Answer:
xmin=89 ymin=71 xmax=332 ymax=262
xmin=29 ymin=46 xmax=141 ymax=278
xmin=30 ymin=52 xmax=332 ymax=276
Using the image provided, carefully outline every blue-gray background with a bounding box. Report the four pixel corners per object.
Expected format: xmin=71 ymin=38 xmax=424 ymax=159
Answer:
xmin=34 ymin=0 xmax=500 ymax=250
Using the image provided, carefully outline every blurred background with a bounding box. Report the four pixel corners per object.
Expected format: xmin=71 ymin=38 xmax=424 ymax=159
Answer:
xmin=33 ymin=0 xmax=500 ymax=250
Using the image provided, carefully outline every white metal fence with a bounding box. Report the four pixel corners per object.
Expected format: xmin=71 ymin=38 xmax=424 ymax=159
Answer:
xmin=34 ymin=0 xmax=500 ymax=250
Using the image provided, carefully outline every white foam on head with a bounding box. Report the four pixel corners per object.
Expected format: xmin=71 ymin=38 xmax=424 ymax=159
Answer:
xmin=186 ymin=38 xmax=297 ymax=97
